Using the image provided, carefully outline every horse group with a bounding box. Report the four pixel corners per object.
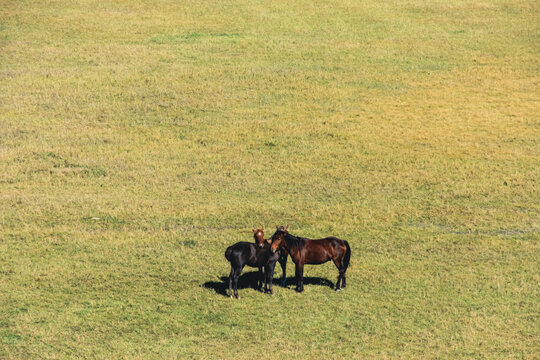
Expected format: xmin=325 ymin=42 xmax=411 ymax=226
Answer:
xmin=224 ymin=226 xmax=351 ymax=299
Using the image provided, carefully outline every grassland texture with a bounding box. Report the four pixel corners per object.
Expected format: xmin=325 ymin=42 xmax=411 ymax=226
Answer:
xmin=1 ymin=0 xmax=539 ymax=358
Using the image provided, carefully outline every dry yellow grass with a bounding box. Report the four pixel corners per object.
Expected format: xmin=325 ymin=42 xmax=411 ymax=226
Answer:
xmin=1 ymin=0 xmax=539 ymax=358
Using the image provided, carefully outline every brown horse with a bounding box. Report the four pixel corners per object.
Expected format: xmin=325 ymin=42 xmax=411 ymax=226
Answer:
xmin=270 ymin=226 xmax=351 ymax=292
xmin=253 ymin=227 xmax=288 ymax=287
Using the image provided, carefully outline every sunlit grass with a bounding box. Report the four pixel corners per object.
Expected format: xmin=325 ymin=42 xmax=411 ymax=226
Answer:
xmin=1 ymin=0 xmax=538 ymax=358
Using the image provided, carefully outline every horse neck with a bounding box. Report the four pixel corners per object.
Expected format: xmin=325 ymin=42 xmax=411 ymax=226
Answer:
xmin=284 ymin=234 xmax=301 ymax=258
xmin=254 ymin=235 xmax=266 ymax=247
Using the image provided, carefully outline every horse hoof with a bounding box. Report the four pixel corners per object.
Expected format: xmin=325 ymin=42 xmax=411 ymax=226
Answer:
xmin=335 ymin=288 xmax=341 ymax=292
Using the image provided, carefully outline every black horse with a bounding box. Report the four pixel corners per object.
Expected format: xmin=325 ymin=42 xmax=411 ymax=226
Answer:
xmin=252 ymin=227 xmax=288 ymax=287
xmin=224 ymin=227 xmax=280 ymax=299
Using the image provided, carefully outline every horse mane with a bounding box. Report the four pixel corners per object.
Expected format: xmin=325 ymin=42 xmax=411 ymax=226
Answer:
xmin=284 ymin=232 xmax=303 ymax=251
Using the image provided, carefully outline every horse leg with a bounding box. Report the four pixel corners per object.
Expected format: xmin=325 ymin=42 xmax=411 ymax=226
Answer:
xmin=294 ymin=265 xmax=299 ymax=291
xmin=265 ymin=262 xmax=276 ymax=295
xmin=296 ymin=263 xmax=304 ymax=292
xmin=279 ymin=253 xmax=287 ymax=287
xmin=341 ymin=241 xmax=350 ymax=289
xmin=228 ymin=267 xmax=234 ymax=298
xmin=262 ymin=266 xmax=267 ymax=292
xmin=233 ymin=265 xmax=243 ymax=299
xmin=332 ymin=257 xmax=344 ymax=291
xmin=262 ymin=265 xmax=267 ymax=293
xmin=258 ymin=266 xmax=263 ymax=290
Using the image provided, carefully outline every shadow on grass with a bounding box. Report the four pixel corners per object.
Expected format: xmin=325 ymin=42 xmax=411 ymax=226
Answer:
xmin=202 ymin=271 xmax=334 ymax=297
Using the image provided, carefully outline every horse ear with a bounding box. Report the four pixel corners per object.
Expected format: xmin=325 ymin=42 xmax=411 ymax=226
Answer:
xmin=261 ymin=225 xmax=264 ymax=231
xmin=276 ymin=225 xmax=279 ymax=230
xmin=252 ymin=228 xmax=256 ymax=233
xmin=284 ymin=224 xmax=288 ymax=231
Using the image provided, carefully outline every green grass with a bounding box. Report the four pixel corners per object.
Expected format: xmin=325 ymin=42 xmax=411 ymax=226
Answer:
xmin=1 ymin=0 xmax=539 ymax=358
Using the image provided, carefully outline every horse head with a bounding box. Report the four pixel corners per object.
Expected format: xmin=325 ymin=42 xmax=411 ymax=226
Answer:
xmin=270 ymin=225 xmax=288 ymax=253
xmin=252 ymin=226 xmax=265 ymax=248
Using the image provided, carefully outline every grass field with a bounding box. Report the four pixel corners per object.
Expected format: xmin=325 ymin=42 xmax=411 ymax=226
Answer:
xmin=1 ymin=0 xmax=539 ymax=358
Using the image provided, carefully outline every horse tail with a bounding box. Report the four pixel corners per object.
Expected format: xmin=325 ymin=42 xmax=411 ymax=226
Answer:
xmin=343 ymin=240 xmax=351 ymax=270
xmin=225 ymin=246 xmax=233 ymax=262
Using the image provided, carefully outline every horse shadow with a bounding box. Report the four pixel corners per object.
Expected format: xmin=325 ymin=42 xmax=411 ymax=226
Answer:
xmin=201 ymin=271 xmax=334 ymax=296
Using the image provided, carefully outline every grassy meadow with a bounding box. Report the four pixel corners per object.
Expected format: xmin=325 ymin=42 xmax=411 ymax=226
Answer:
xmin=1 ymin=0 xmax=539 ymax=358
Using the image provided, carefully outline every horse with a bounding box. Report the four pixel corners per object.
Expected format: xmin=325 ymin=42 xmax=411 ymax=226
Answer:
xmin=252 ymin=227 xmax=288 ymax=287
xmin=224 ymin=227 xmax=280 ymax=299
xmin=270 ymin=226 xmax=351 ymax=292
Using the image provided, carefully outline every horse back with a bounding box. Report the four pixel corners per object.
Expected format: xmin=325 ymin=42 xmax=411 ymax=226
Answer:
xmin=303 ymin=237 xmax=347 ymax=264
xmin=226 ymin=242 xmax=256 ymax=265
xmin=226 ymin=241 xmax=277 ymax=267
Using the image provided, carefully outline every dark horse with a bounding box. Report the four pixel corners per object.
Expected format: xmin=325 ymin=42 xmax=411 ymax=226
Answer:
xmin=270 ymin=226 xmax=351 ymax=292
xmin=253 ymin=227 xmax=288 ymax=287
xmin=224 ymin=227 xmax=280 ymax=298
